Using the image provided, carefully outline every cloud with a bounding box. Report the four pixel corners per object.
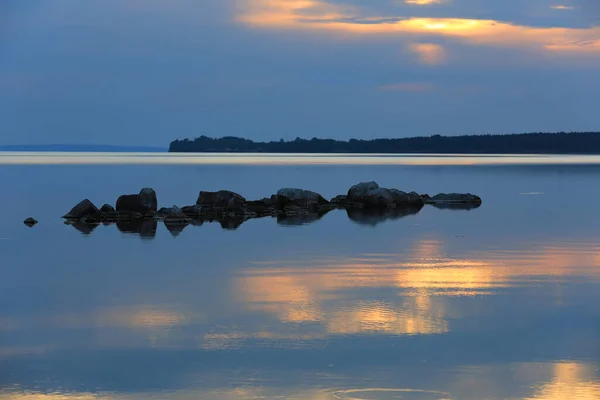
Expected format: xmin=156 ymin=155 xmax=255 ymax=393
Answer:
xmin=405 ymin=0 xmax=447 ymax=5
xmin=378 ymin=82 xmax=436 ymax=92
xmin=409 ymin=42 xmax=446 ymax=64
xmin=235 ymin=0 xmax=600 ymax=58
xmin=550 ymin=5 xmax=574 ymax=10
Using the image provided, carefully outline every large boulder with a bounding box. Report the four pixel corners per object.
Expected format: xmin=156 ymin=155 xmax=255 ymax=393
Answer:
xmin=196 ymin=190 xmax=246 ymax=212
xmin=116 ymin=188 xmax=158 ymax=213
xmin=276 ymin=188 xmax=330 ymax=210
xmin=428 ymin=193 xmax=482 ymax=204
xmin=347 ymin=182 xmax=394 ymax=208
xmin=347 ymin=181 xmax=380 ymax=199
xmin=346 ymin=182 xmax=423 ymax=208
xmin=63 ymin=199 xmax=99 ymax=219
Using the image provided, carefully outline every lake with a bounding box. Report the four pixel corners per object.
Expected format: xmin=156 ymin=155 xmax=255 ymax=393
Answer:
xmin=1 ymin=153 xmax=599 ymax=400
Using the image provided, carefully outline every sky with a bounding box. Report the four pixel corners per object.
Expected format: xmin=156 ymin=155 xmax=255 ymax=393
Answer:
xmin=1 ymin=0 xmax=599 ymax=146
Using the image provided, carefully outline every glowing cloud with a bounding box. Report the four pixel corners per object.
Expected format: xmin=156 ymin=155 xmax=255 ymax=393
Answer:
xmin=551 ymin=5 xmax=574 ymax=10
xmin=405 ymin=0 xmax=447 ymax=4
xmin=235 ymin=0 xmax=600 ymax=57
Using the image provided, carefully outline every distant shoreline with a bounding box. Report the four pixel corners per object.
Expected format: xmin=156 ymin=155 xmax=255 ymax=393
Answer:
xmin=169 ymin=132 xmax=600 ymax=154
xmin=0 ymin=145 xmax=167 ymax=153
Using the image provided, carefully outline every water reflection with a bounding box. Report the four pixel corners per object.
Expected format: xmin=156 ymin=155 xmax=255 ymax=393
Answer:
xmin=346 ymin=205 xmax=423 ymax=226
xmin=116 ymin=220 xmax=157 ymax=240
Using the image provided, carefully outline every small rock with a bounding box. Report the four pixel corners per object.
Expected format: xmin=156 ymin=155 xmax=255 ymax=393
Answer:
xmin=23 ymin=217 xmax=38 ymax=227
xmin=100 ymin=204 xmax=115 ymax=213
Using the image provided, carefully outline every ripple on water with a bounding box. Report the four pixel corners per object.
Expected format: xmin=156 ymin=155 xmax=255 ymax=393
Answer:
xmin=333 ymin=388 xmax=452 ymax=400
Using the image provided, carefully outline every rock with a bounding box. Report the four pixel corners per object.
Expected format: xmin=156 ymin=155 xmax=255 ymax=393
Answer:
xmin=346 ymin=182 xmax=423 ymax=208
xmin=347 ymin=181 xmax=380 ymax=199
xmin=116 ymin=188 xmax=158 ymax=213
xmin=196 ymin=190 xmax=246 ymax=212
xmin=429 ymin=193 xmax=482 ymax=204
xmin=245 ymin=200 xmax=276 ymax=216
xmin=63 ymin=199 xmax=99 ymax=219
xmin=23 ymin=217 xmax=38 ymax=227
xmin=181 ymin=205 xmax=203 ymax=216
xmin=346 ymin=181 xmax=394 ymax=208
xmin=100 ymin=204 xmax=115 ymax=213
xmin=276 ymin=188 xmax=330 ymax=209
xmin=139 ymin=188 xmax=158 ymax=212
xmin=330 ymin=195 xmax=348 ymax=205
xmin=164 ymin=205 xmax=191 ymax=222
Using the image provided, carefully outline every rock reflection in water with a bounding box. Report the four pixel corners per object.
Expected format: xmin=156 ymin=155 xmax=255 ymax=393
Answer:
xmin=346 ymin=205 xmax=423 ymax=226
xmin=277 ymin=209 xmax=332 ymax=226
xmin=431 ymin=203 xmax=482 ymax=211
xmin=64 ymin=220 xmax=99 ymax=235
xmin=116 ymin=219 xmax=157 ymax=240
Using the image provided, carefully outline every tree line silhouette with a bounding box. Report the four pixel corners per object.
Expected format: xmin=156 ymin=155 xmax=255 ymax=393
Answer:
xmin=169 ymin=132 xmax=600 ymax=154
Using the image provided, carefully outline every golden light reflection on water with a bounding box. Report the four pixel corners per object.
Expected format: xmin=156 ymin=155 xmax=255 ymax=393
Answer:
xmin=236 ymin=240 xmax=600 ymax=336
xmin=4 ymin=153 xmax=600 ymax=165
xmin=524 ymin=363 xmax=600 ymax=400
xmin=1 ymin=362 xmax=598 ymax=399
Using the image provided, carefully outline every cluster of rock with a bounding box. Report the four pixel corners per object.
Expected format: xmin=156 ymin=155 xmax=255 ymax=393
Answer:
xmin=60 ymin=182 xmax=482 ymax=235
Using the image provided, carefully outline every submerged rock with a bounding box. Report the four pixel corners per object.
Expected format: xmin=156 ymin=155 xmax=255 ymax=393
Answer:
xmin=63 ymin=199 xmax=99 ymax=219
xmin=23 ymin=217 xmax=38 ymax=227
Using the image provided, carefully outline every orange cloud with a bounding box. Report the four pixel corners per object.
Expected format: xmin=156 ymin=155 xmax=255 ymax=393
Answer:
xmin=551 ymin=5 xmax=574 ymax=10
xmin=405 ymin=0 xmax=447 ymax=4
xmin=235 ymin=0 xmax=600 ymax=57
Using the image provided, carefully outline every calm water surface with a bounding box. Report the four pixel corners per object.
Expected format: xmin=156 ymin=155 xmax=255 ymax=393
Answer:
xmin=0 ymin=153 xmax=599 ymax=400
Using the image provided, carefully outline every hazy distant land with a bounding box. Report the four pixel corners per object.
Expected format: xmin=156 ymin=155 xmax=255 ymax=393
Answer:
xmin=0 ymin=144 xmax=167 ymax=152
xmin=169 ymin=132 xmax=600 ymax=154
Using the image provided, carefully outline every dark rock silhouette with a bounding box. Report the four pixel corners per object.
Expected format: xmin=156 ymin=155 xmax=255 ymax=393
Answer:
xmin=197 ymin=190 xmax=247 ymax=213
xmin=100 ymin=204 xmax=115 ymax=213
xmin=63 ymin=199 xmax=99 ymax=219
xmin=346 ymin=181 xmax=423 ymax=208
xmin=116 ymin=188 xmax=157 ymax=214
xmin=58 ymin=183 xmax=481 ymax=236
xmin=23 ymin=217 xmax=38 ymax=227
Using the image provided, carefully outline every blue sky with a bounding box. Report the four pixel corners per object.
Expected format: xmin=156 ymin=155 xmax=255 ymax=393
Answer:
xmin=1 ymin=0 xmax=599 ymax=146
